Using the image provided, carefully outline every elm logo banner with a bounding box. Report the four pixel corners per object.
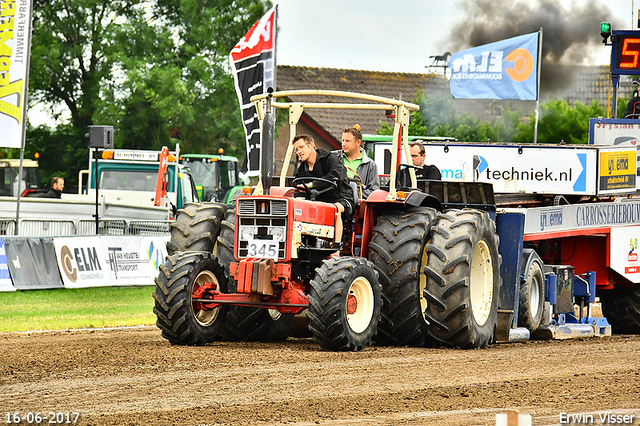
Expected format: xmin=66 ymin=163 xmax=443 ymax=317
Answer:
xmin=448 ymin=32 xmax=539 ymax=101
xmin=0 ymin=0 xmax=34 ymax=149
xmin=55 ymin=237 xmax=111 ymax=288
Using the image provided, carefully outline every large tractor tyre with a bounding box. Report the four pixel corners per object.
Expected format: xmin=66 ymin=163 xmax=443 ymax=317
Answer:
xmin=167 ymin=202 xmax=227 ymax=255
xmin=215 ymin=209 xmax=236 ymax=275
xmin=308 ymin=257 xmax=381 ymax=351
xmin=518 ymin=260 xmax=545 ymax=332
xmin=216 ymin=210 xmax=294 ymax=341
xmin=153 ymin=252 xmax=228 ymax=345
xmin=424 ymin=209 xmax=501 ymax=349
xmin=600 ymin=285 xmax=640 ymax=334
xmin=368 ymin=207 xmax=438 ymax=347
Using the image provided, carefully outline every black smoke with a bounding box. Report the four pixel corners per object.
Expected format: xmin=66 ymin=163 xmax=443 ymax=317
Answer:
xmin=449 ymin=0 xmax=625 ymax=94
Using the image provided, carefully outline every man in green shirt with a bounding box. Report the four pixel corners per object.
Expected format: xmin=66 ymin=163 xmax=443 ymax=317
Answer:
xmin=340 ymin=125 xmax=380 ymax=199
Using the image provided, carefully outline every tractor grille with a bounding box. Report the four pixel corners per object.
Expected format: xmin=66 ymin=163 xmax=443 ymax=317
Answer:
xmin=238 ymin=199 xmax=287 ymax=216
xmin=237 ymin=199 xmax=288 ymax=260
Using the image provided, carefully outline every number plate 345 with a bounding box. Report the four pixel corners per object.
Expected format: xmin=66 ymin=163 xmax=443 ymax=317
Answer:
xmin=247 ymin=239 xmax=279 ymax=259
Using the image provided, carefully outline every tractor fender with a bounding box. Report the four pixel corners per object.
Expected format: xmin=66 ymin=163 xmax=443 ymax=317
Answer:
xmin=405 ymin=191 xmax=443 ymax=211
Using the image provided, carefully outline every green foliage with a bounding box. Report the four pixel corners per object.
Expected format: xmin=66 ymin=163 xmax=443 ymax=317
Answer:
xmin=515 ymin=99 xmax=604 ymax=144
xmin=378 ymin=91 xmax=523 ymax=142
xmin=379 ymin=91 xmax=606 ymax=146
xmin=26 ymin=0 xmax=271 ymax=185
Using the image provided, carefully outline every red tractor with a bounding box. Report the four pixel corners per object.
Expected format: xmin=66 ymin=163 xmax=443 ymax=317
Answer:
xmin=153 ymin=90 xmax=501 ymax=351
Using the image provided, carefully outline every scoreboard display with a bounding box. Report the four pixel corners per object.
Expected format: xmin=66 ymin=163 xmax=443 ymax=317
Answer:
xmin=612 ymin=31 xmax=640 ymax=75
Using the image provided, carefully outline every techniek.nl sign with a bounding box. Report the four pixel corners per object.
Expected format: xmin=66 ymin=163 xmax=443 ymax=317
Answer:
xmin=424 ymin=144 xmax=596 ymax=195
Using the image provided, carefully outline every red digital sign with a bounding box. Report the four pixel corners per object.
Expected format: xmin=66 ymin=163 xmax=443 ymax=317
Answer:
xmin=617 ymin=37 xmax=640 ymax=69
xmin=614 ymin=34 xmax=640 ymax=74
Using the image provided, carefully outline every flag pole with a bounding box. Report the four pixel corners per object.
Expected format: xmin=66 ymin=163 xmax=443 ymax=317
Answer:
xmin=533 ymin=27 xmax=543 ymax=144
xmin=14 ymin=0 xmax=35 ymax=235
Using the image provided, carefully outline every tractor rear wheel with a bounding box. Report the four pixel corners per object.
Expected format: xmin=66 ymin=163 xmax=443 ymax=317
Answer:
xmin=308 ymin=257 xmax=381 ymax=351
xmin=424 ymin=209 xmax=501 ymax=349
xmin=217 ymin=209 xmax=294 ymax=341
xmin=600 ymin=284 xmax=640 ymax=334
xmin=167 ymin=202 xmax=226 ymax=255
xmin=368 ymin=208 xmax=438 ymax=347
xmin=153 ymin=252 xmax=227 ymax=345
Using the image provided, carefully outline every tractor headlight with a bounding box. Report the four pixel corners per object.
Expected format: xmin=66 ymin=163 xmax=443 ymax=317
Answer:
xmin=268 ymin=226 xmax=286 ymax=242
xmin=239 ymin=225 xmax=257 ymax=240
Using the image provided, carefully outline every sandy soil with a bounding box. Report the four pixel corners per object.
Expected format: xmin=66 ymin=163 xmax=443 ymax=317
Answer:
xmin=1 ymin=327 xmax=639 ymax=426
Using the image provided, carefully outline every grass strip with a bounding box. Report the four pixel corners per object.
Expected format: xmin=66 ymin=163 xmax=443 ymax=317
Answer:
xmin=0 ymin=286 xmax=156 ymax=333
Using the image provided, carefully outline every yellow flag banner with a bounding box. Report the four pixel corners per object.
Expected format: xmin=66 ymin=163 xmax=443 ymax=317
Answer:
xmin=0 ymin=0 xmax=32 ymax=148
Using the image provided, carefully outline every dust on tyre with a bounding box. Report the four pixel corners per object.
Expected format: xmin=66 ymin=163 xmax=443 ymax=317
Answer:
xmin=518 ymin=252 xmax=544 ymax=332
xmin=153 ymin=252 xmax=227 ymax=345
xmin=600 ymin=284 xmax=640 ymax=334
xmin=368 ymin=207 xmax=437 ymax=347
xmin=307 ymin=257 xmax=381 ymax=351
xmin=167 ymin=202 xmax=227 ymax=255
xmin=217 ymin=209 xmax=294 ymax=341
xmin=424 ymin=209 xmax=501 ymax=349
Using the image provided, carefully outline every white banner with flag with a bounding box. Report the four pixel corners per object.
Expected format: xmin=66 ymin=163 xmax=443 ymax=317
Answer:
xmin=0 ymin=0 xmax=33 ymax=148
xmin=230 ymin=6 xmax=276 ymax=177
xmin=448 ymin=32 xmax=539 ymax=101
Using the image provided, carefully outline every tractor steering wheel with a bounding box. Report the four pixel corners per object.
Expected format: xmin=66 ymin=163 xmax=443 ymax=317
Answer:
xmin=292 ymin=177 xmax=337 ymax=201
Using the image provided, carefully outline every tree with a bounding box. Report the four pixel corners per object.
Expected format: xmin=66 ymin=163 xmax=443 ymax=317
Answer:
xmin=378 ymin=90 xmax=522 ymax=143
xmin=27 ymin=0 xmax=271 ymax=185
xmin=515 ymin=99 xmax=604 ymax=144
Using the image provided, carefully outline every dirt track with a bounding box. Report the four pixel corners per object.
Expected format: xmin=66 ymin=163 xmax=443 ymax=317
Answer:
xmin=1 ymin=327 xmax=639 ymax=426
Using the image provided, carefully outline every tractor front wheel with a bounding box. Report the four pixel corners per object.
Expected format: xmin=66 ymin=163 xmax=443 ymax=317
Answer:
xmin=308 ymin=257 xmax=381 ymax=351
xmin=153 ymin=252 xmax=227 ymax=345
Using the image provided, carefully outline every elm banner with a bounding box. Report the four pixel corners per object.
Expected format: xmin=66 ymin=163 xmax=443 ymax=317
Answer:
xmin=448 ymin=32 xmax=539 ymax=101
xmin=0 ymin=0 xmax=33 ymax=148
xmin=54 ymin=236 xmax=169 ymax=288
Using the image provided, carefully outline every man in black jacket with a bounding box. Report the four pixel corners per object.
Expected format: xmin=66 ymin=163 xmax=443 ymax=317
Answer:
xmin=397 ymin=141 xmax=441 ymax=187
xmin=624 ymin=82 xmax=640 ymax=118
xmin=44 ymin=177 xmax=64 ymax=198
xmin=293 ymin=134 xmax=354 ymax=244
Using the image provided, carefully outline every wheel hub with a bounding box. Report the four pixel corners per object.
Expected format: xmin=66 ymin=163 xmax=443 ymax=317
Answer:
xmin=346 ymin=277 xmax=374 ymax=334
xmin=192 ymin=270 xmax=220 ymax=327
xmin=347 ymin=294 xmax=358 ymax=315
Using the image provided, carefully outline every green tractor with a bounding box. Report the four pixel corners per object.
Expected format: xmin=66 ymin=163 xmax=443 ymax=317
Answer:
xmin=180 ymin=153 xmax=247 ymax=205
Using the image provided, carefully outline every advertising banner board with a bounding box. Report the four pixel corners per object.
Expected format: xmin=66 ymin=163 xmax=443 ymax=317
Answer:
xmin=5 ymin=238 xmax=64 ymax=290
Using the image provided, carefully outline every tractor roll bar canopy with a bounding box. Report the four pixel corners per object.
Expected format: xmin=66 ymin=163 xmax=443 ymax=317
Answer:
xmin=250 ymin=90 xmax=420 ymax=199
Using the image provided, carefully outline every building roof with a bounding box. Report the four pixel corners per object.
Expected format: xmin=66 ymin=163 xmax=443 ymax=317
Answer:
xmin=276 ymin=66 xmax=450 ymax=143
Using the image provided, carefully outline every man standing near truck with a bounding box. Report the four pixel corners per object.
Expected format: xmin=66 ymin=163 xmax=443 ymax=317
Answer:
xmin=44 ymin=177 xmax=64 ymax=198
